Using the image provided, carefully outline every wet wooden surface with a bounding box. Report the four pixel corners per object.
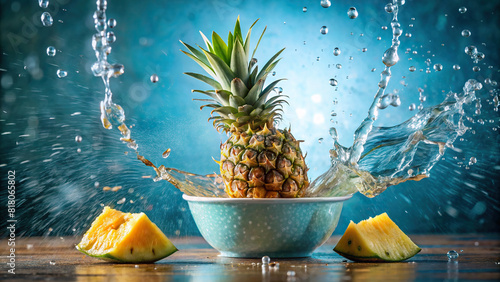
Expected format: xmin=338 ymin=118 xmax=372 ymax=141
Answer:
xmin=1 ymin=234 xmax=499 ymax=281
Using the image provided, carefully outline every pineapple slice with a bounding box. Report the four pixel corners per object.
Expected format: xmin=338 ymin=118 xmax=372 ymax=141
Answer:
xmin=334 ymin=213 xmax=421 ymax=262
xmin=77 ymin=207 xmax=177 ymax=263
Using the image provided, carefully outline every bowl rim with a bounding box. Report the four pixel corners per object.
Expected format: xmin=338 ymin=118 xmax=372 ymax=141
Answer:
xmin=182 ymin=194 xmax=352 ymax=204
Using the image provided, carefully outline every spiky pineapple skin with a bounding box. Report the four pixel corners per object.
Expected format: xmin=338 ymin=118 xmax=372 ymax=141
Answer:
xmin=220 ymin=124 xmax=309 ymax=198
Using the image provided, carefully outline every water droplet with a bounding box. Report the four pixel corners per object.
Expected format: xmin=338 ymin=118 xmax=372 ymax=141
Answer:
xmin=318 ymin=138 xmax=324 ymax=143
xmin=405 ymin=33 xmax=412 ymax=38
xmin=274 ymin=87 xmax=283 ymax=94
xmin=117 ymin=198 xmax=126 ymax=204
xmin=382 ymin=47 xmax=399 ymax=67
xmin=329 ymin=78 xmax=338 ymax=86
xmin=75 ymin=135 xmax=82 ymax=142
xmin=287 ymin=270 xmax=296 ymax=276
xmin=469 ymin=157 xmax=477 ymax=165
xmin=371 ymin=68 xmax=376 ymax=72
xmin=316 ymin=57 xmax=320 ymax=61
xmin=347 ymin=7 xmax=358 ymax=19
xmin=150 ymin=74 xmax=159 ymax=83
xmin=381 ymin=26 xmax=388 ymax=30
xmin=349 ymin=56 xmax=353 ymax=60
xmin=385 ymin=3 xmax=394 ymax=13
xmin=106 ymin=31 xmax=116 ymax=44
xmin=49 ymin=260 xmax=56 ymax=265
xmin=465 ymin=45 xmax=477 ymax=56
xmin=272 ymin=71 xmax=276 ymax=76
xmin=162 ymin=148 xmax=171 ymax=158
xmin=453 ymin=64 xmax=461 ymax=70
xmin=335 ymin=64 xmax=342 ymax=69
xmin=262 ymin=256 xmax=270 ymax=264
xmin=39 ymin=0 xmax=49 ymax=8
xmin=303 ymin=6 xmax=307 ymax=12
xmin=41 ymin=12 xmax=53 ymax=27
xmin=362 ymin=48 xmax=367 ymax=52
xmin=94 ymin=181 xmax=100 ymax=188
xmin=409 ymin=66 xmax=416 ymax=72
xmin=108 ymin=18 xmax=116 ymax=28
xmin=333 ymin=47 xmax=341 ymax=56
xmin=472 ymin=66 xmax=480 ymax=72
xmin=46 ymin=46 xmax=56 ymax=57
xmin=447 ymin=250 xmax=459 ymax=260
xmin=433 ymin=64 xmax=443 ymax=71
xmin=320 ymin=0 xmax=331 ymax=8
xmin=56 ymin=69 xmax=67 ymax=78
xmin=461 ymin=29 xmax=471 ymax=37
xmin=409 ymin=103 xmax=416 ymax=111
xmin=320 ymin=26 xmax=328 ymax=35
xmin=459 ymin=7 xmax=467 ymax=14
xmin=475 ymin=52 xmax=485 ymax=61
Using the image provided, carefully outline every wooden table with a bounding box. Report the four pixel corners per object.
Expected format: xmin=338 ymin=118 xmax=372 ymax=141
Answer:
xmin=2 ymin=235 xmax=499 ymax=281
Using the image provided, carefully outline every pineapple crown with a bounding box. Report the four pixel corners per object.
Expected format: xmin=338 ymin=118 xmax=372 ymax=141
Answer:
xmin=180 ymin=17 xmax=288 ymax=133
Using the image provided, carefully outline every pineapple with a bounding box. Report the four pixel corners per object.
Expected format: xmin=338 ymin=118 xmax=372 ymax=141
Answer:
xmin=180 ymin=17 xmax=309 ymax=198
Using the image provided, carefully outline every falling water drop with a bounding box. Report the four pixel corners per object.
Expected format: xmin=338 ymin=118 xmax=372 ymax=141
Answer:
xmin=106 ymin=31 xmax=116 ymax=44
xmin=318 ymin=138 xmax=324 ymax=143
xmin=336 ymin=64 xmax=342 ymax=69
xmin=347 ymin=7 xmax=358 ymax=19
xmin=39 ymin=0 xmax=49 ymax=8
xmin=150 ymin=74 xmax=159 ymax=83
xmin=469 ymin=157 xmax=477 ymax=165
xmin=385 ymin=3 xmax=394 ymax=13
xmin=382 ymin=47 xmax=399 ymax=67
xmin=453 ymin=64 xmax=461 ymax=70
xmin=75 ymin=135 xmax=82 ymax=143
xmin=409 ymin=66 xmax=416 ymax=72
xmin=433 ymin=64 xmax=443 ymax=71
xmin=362 ymin=48 xmax=367 ymax=52
xmin=303 ymin=7 xmax=307 ymax=12
xmin=447 ymin=250 xmax=459 ymax=260
xmin=461 ymin=29 xmax=471 ymax=37
xmin=46 ymin=46 xmax=56 ymax=57
xmin=409 ymin=103 xmax=416 ymax=111
xmin=320 ymin=0 xmax=331 ymax=8
xmin=107 ymin=18 xmax=116 ymax=28
xmin=458 ymin=7 xmax=467 ymax=14
xmin=162 ymin=148 xmax=171 ymax=158
xmin=329 ymin=78 xmax=338 ymax=86
xmin=464 ymin=45 xmax=477 ymax=56
xmin=56 ymin=69 xmax=67 ymax=78
xmin=320 ymin=26 xmax=328 ymax=35
xmin=333 ymin=47 xmax=341 ymax=56
xmin=41 ymin=12 xmax=53 ymax=27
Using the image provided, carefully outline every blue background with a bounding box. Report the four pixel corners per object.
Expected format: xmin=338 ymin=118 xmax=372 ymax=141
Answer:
xmin=0 ymin=0 xmax=499 ymax=237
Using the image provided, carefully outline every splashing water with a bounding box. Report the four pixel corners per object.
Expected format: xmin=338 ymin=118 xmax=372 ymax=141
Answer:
xmin=90 ymin=0 xmax=496 ymax=199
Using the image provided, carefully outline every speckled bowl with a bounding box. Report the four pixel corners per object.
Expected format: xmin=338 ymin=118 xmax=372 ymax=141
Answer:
xmin=183 ymin=194 xmax=352 ymax=258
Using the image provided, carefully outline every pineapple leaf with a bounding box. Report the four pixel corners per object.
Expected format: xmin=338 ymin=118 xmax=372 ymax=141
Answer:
xmin=245 ymin=79 xmax=264 ymax=105
xmin=230 ymin=40 xmax=249 ymax=83
xmin=249 ymin=26 xmax=267 ymax=62
xmin=248 ymin=65 xmax=258 ymax=86
xmin=236 ymin=116 xmax=253 ymax=124
xmin=229 ymin=95 xmax=246 ymax=108
xmin=203 ymin=50 xmax=236 ymax=90
xmin=230 ymin=78 xmax=249 ymax=98
xmin=185 ymin=72 xmax=222 ymax=89
xmin=249 ymin=108 xmax=263 ymax=116
xmin=212 ymin=31 xmax=229 ymax=65
xmin=260 ymin=79 xmax=286 ymax=99
xmin=256 ymin=48 xmax=285 ymax=82
xmin=227 ymin=32 xmax=234 ymax=63
xmin=215 ymin=90 xmax=231 ymax=106
xmin=199 ymin=31 xmax=215 ymax=53
xmin=180 ymin=40 xmax=211 ymax=68
xmin=182 ymin=52 xmax=217 ymax=79
xmin=200 ymin=104 xmax=221 ymax=110
xmin=234 ymin=16 xmax=243 ymax=43
xmin=265 ymin=96 xmax=289 ymax=107
xmin=212 ymin=106 xmax=238 ymax=116
xmin=192 ymin=90 xmax=216 ymax=99
xmin=243 ymin=18 xmax=260 ymax=58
